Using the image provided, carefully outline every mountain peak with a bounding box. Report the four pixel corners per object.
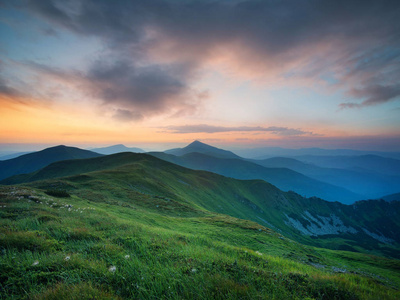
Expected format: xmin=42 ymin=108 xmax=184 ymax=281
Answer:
xmin=165 ymin=141 xmax=240 ymax=159
xmin=186 ymin=140 xmax=214 ymax=149
xmin=189 ymin=140 xmax=206 ymax=145
xmin=189 ymin=140 xmax=205 ymax=146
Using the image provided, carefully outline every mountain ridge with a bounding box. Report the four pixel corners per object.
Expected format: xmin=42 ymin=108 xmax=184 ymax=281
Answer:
xmin=252 ymin=156 xmax=400 ymax=199
xmin=90 ymin=144 xmax=144 ymax=155
xmin=165 ymin=140 xmax=240 ymax=159
xmin=2 ymin=151 xmax=399 ymax=258
xmin=0 ymin=145 xmax=102 ymax=181
xmin=150 ymin=151 xmax=363 ymax=204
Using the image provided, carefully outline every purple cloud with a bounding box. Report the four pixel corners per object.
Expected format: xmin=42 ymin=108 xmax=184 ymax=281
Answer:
xmin=8 ymin=0 xmax=400 ymax=113
xmin=166 ymin=124 xmax=316 ymax=136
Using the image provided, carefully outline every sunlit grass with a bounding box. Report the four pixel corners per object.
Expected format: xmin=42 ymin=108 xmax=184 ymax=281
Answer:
xmin=1 ymin=185 xmax=399 ymax=299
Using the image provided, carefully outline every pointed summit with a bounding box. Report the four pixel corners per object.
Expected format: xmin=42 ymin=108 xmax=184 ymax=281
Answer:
xmin=165 ymin=140 xmax=240 ymax=159
xmin=188 ymin=140 xmax=203 ymax=146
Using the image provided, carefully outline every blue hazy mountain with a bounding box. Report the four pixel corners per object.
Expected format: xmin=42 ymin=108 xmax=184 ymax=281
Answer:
xmin=165 ymin=140 xmax=241 ymax=159
xmin=90 ymin=144 xmax=144 ymax=155
xmin=234 ymin=146 xmax=400 ymax=160
xmin=251 ymin=157 xmax=400 ymax=199
xmin=0 ymin=145 xmax=102 ymax=181
xmin=150 ymin=151 xmax=362 ymax=204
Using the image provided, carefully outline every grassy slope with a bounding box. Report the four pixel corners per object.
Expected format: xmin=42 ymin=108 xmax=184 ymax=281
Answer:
xmin=149 ymin=152 xmax=362 ymax=203
xmin=2 ymin=153 xmax=400 ymax=257
xmin=1 ymin=186 xmax=399 ymax=299
xmin=0 ymin=153 xmax=399 ymax=298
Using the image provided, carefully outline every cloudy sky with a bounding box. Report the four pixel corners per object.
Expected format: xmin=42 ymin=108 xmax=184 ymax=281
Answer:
xmin=1 ymin=0 xmax=400 ymax=150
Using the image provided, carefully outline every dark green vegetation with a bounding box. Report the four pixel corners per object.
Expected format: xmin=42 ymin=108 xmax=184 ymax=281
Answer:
xmin=3 ymin=153 xmax=400 ymax=257
xmin=150 ymin=151 xmax=362 ymax=203
xmin=0 ymin=145 xmax=102 ymax=181
xmin=1 ymin=153 xmax=399 ymax=299
xmin=162 ymin=141 xmax=400 ymax=202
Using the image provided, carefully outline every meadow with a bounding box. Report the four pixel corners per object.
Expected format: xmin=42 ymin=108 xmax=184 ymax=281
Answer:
xmin=1 ymin=180 xmax=399 ymax=299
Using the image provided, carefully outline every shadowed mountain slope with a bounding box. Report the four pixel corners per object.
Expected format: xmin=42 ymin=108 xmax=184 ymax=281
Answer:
xmin=382 ymin=192 xmax=400 ymax=202
xmin=234 ymin=146 xmax=400 ymax=160
xmin=0 ymin=151 xmax=32 ymax=160
xmin=149 ymin=152 xmax=363 ymax=204
xmin=3 ymin=152 xmax=399 ymax=258
xmin=90 ymin=144 xmax=144 ymax=155
xmin=252 ymin=157 xmax=400 ymax=199
xmin=165 ymin=140 xmax=240 ymax=159
xmin=0 ymin=145 xmax=102 ymax=181
xmin=294 ymin=155 xmax=400 ymax=176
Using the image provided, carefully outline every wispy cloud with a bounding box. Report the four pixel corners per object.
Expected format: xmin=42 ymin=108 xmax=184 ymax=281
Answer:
xmin=112 ymin=109 xmax=143 ymax=122
xmin=165 ymin=124 xmax=317 ymax=136
xmin=18 ymin=0 xmax=400 ymax=112
xmin=340 ymin=84 xmax=400 ymax=109
xmin=13 ymin=58 xmax=204 ymax=119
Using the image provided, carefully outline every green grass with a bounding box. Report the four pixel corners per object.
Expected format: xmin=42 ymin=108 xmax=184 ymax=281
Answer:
xmin=3 ymin=153 xmax=400 ymax=259
xmin=1 ymin=185 xmax=399 ymax=299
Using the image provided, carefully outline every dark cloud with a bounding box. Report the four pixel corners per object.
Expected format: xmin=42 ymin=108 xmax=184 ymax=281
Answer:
xmin=17 ymin=58 xmax=200 ymax=118
xmin=21 ymin=0 xmax=400 ymax=111
xmin=112 ymin=109 xmax=143 ymax=122
xmin=0 ymin=77 xmax=20 ymax=97
xmin=41 ymin=27 xmax=58 ymax=36
xmin=340 ymin=84 xmax=400 ymax=109
xmin=166 ymin=124 xmax=315 ymax=136
xmin=85 ymin=59 xmax=195 ymax=114
xmin=0 ymin=60 xmax=26 ymax=99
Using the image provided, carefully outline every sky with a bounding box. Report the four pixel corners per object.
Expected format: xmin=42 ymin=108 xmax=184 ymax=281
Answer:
xmin=0 ymin=0 xmax=400 ymax=151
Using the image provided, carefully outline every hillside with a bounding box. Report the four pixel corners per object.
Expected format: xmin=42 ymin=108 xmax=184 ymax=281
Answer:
xmin=382 ymin=193 xmax=400 ymax=202
xmin=0 ymin=151 xmax=32 ymax=160
xmin=294 ymin=155 xmax=400 ymax=177
xmin=90 ymin=144 xmax=144 ymax=155
xmin=3 ymin=153 xmax=399 ymax=256
xmin=1 ymin=153 xmax=399 ymax=299
xmin=165 ymin=140 xmax=240 ymax=159
xmin=235 ymin=146 xmax=400 ymax=160
xmin=252 ymin=157 xmax=400 ymax=199
xmin=0 ymin=145 xmax=102 ymax=181
xmin=150 ymin=152 xmax=363 ymax=204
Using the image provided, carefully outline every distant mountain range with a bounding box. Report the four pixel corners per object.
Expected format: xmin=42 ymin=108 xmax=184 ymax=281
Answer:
xmin=3 ymin=151 xmax=399 ymax=258
xmin=0 ymin=145 xmax=102 ymax=181
xmin=252 ymin=157 xmax=400 ymax=199
xmin=1 ymin=141 xmax=399 ymax=204
xmin=160 ymin=141 xmax=400 ymax=202
xmin=233 ymin=146 xmax=400 ymax=160
xmin=150 ymin=151 xmax=362 ymax=204
xmin=292 ymin=155 xmax=400 ymax=176
xmin=90 ymin=144 xmax=144 ymax=155
xmin=0 ymin=151 xmax=32 ymax=160
xmin=165 ymin=140 xmax=240 ymax=159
